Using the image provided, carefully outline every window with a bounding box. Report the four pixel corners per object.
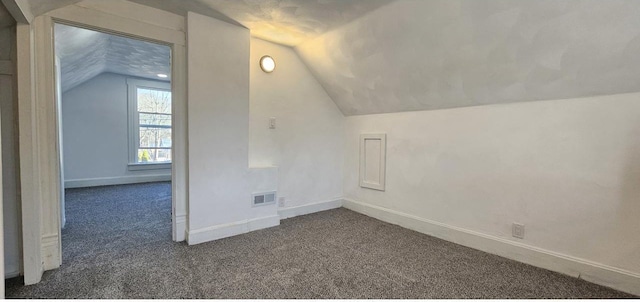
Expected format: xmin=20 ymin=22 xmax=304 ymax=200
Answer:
xmin=127 ymin=79 xmax=171 ymax=170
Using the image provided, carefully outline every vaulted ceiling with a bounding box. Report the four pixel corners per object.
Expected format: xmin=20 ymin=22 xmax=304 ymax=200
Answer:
xmin=37 ymin=0 xmax=640 ymax=115
xmin=129 ymin=0 xmax=393 ymax=46
xmin=53 ymin=0 xmax=391 ymax=92
xmin=296 ymin=0 xmax=640 ymax=115
xmin=55 ymin=23 xmax=170 ymax=92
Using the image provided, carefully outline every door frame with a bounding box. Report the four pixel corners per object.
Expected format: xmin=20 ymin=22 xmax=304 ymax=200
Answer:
xmin=16 ymin=1 xmax=188 ymax=284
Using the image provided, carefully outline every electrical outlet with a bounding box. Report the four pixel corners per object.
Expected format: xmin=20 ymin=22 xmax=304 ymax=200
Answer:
xmin=269 ymin=117 xmax=276 ymax=129
xmin=512 ymin=223 xmax=525 ymax=239
xmin=278 ymin=197 xmax=285 ymax=208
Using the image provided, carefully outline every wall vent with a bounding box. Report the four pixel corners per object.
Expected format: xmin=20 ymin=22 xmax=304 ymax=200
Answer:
xmin=252 ymin=191 xmax=276 ymax=207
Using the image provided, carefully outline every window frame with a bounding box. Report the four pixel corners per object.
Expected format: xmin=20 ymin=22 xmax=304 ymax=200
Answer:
xmin=126 ymin=78 xmax=172 ymax=170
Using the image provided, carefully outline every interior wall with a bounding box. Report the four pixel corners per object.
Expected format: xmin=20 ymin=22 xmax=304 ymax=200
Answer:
xmin=61 ymin=72 xmax=171 ymax=186
xmin=344 ymin=92 xmax=640 ymax=276
xmin=1 ymin=25 xmax=20 ymax=278
xmin=187 ymin=12 xmax=278 ymax=244
xmin=249 ymin=38 xmax=344 ymax=209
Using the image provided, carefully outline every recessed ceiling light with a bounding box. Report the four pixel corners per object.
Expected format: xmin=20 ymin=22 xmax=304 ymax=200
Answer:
xmin=260 ymin=56 xmax=275 ymax=73
xmin=157 ymin=73 xmax=168 ymax=78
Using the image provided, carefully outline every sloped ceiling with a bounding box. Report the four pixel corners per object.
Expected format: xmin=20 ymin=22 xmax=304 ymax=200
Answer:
xmin=48 ymin=0 xmax=640 ymax=114
xmin=130 ymin=0 xmax=392 ymax=46
xmin=55 ymin=23 xmax=170 ymax=92
xmin=296 ymin=0 xmax=640 ymax=115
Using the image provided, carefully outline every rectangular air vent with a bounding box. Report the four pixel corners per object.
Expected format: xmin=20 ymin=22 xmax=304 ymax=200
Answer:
xmin=252 ymin=191 xmax=276 ymax=207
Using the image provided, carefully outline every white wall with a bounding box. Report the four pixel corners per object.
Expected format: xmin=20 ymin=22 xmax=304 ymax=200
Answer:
xmin=186 ymin=12 xmax=279 ymax=244
xmin=249 ymin=38 xmax=344 ymax=210
xmin=344 ymin=93 xmax=640 ymax=293
xmin=1 ymin=25 xmax=20 ymax=278
xmin=61 ymin=72 xmax=171 ymax=187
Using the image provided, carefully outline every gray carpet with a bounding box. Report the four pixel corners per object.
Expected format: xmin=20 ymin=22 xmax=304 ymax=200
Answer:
xmin=5 ymin=182 xmax=636 ymax=299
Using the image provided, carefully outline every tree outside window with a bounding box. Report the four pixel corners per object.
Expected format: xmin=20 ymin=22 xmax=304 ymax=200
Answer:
xmin=136 ymin=87 xmax=172 ymax=163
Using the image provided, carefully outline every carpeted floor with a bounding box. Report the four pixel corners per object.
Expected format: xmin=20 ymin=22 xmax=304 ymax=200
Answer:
xmin=5 ymin=182 xmax=636 ymax=299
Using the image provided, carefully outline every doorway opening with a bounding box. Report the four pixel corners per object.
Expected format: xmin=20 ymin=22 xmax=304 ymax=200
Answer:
xmin=54 ymin=22 xmax=174 ymax=263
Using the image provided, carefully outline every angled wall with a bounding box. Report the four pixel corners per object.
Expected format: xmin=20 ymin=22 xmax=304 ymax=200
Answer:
xmin=249 ymin=38 xmax=344 ymax=214
xmin=186 ymin=12 xmax=278 ymax=244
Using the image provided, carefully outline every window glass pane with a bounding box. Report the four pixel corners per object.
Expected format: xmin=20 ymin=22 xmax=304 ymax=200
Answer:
xmin=138 ymin=148 xmax=171 ymax=163
xmin=139 ymin=113 xmax=171 ymax=127
xmin=139 ymin=127 xmax=172 ymax=148
xmin=137 ymin=88 xmax=171 ymax=114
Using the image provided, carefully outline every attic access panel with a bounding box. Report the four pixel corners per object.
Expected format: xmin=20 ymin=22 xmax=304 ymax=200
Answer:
xmin=359 ymin=133 xmax=386 ymax=191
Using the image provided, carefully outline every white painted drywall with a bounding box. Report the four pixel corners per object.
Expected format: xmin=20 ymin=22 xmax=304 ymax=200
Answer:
xmin=344 ymin=92 xmax=640 ymax=276
xmin=61 ymin=72 xmax=170 ymax=186
xmin=187 ymin=12 xmax=278 ymax=241
xmin=1 ymin=25 xmax=20 ymax=279
xmin=297 ymin=0 xmax=640 ymax=115
xmin=249 ymin=38 xmax=344 ymax=209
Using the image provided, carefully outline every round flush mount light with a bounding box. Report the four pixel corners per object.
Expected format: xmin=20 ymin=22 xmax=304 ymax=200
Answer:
xmin=157 ymin=73 xmax=168 ymax=78
xmin=260 ymin=55 xmax=275 ymax=73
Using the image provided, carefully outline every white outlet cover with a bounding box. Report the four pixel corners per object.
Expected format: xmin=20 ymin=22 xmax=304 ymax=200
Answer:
xmin=512 ymin=223 xmax=525 ymax=239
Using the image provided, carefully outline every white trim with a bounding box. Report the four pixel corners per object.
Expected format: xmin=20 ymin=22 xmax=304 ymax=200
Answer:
xmin=64 ymin=174 xmax=171 ymax=189
xmin=186 ymin=215 xmax=280 ymax=245
xmin=4 ymin=270 xmax=19 ymax=279
xmin=127 ymin=162 xmax=171 ymax=171
xmin=343 ymin=198 xmax=640 ymax=296
xmin=174 ymin=213 xmax=187 ymax=242
xmin=126 ymin=78 xmax=172 ymax=166
xmin=74 ymin=0 xmax=185 ymax=32
xmin=170 ymin=44 xmax=188 ymax=243
xmin=46 ymin=3 xmax=185 ymax=46
xmin=16 ymin=22 xmax=43 ymax=285
xmin=278 ymin=199 xmax=343 ymax=220
xmin=41 ymin=233 xmax=59 ymax=271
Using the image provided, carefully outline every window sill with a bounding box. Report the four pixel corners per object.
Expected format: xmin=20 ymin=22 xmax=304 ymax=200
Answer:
xmin=128 ymin=162 xmax=172 ymax=171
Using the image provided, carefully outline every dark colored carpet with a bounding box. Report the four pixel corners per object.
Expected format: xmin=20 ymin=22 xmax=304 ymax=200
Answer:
xmin=5 ymin=182 xmax=636 ymax=298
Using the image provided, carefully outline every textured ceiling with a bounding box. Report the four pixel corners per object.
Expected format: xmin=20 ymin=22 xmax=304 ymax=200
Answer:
xmin=297 ymin=0 xmax=640 ymax=115
xmin=130 ymin=0 xmax=392 ymax=46
xmin=55 ymin=23 xmax=170 ymax=92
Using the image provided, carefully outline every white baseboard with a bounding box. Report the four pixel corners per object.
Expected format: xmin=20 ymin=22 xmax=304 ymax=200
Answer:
xmin=343 ymin=198 xmax=640 ymax=296
xmin=64 ymin=174 xmax=171 ymax=188
xmin=4 ymin=270 xmax=20 ymax=279
xmin=186 ymin=215 xmax=280 ymax=245
xmin=278 ymin=198 xmax=343 ymax=220
xmin=41 ymin=233 xmax=60 ymax=271
xmin=174 ymin=214 xmax=187 ymax=242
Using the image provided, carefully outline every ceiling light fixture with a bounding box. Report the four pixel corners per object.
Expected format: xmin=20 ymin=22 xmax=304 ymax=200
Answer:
xmin=157 ymin=73 xmax=168 ymax=78
xmin=260 ymin=55 xmax=275 ymax=73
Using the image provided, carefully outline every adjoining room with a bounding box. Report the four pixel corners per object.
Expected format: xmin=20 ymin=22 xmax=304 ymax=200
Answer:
xmin=54 ymin=23 xmax=174 ymax=268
